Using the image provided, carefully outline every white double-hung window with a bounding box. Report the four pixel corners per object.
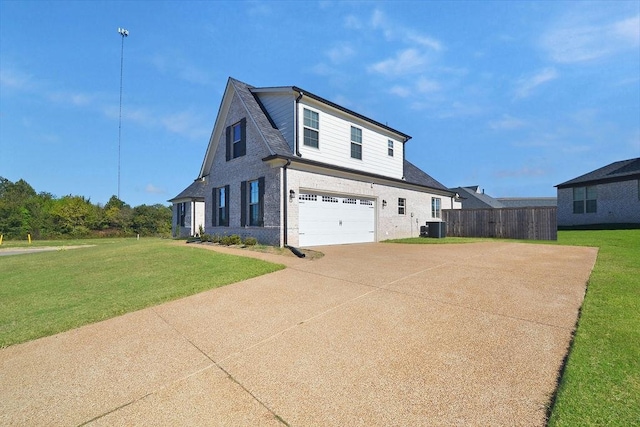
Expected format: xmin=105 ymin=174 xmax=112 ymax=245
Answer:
xmin=351 ymin=126 xmax=362 ymax=160
xmin=431 ymin=197 xmax=441 ymax=219
xmin=303 ymin=108 xmax=319 ymax=148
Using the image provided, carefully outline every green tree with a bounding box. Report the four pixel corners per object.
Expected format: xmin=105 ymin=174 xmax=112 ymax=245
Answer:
xmin=49 ymin=196 xmax=99 ymax=237
xmin=0 ymin=177 xmax=41 ymax=239
xmin=131 ymin=204 xmax=172 ymax=236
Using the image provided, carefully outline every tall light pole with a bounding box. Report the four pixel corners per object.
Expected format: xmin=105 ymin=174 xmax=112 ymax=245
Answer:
xmin=117 ymin=27 xmax=129 ymax=200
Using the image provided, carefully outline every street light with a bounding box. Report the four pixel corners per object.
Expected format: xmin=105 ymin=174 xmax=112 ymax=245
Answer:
xmin=117 ymin=27 xmax=129 ymax=200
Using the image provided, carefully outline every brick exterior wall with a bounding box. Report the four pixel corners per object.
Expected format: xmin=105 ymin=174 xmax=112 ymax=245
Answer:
xmin=557 ymin=179 xmax=640 ymax=226
xmin=202 ymin=93 xmax=282 ymax=246
xmin=285 ymin=168 xmax=457 ymax=246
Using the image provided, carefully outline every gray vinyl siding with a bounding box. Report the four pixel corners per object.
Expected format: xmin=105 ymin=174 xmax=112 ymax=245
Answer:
xmin=296 ymin=99 xmax=404 ymax=180
xmin=256 ymin=92 xmax=295 ymax=152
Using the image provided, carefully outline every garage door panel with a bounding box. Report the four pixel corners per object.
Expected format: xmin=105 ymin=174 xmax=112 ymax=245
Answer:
xmin=299 ymin=193 xmax=375 ymax=247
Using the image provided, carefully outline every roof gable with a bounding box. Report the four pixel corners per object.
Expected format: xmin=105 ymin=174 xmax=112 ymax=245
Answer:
xmin=556 ymin=157 xmax=640 ymax=188
xmin=198 ymin=78 xmax=291 ymax=178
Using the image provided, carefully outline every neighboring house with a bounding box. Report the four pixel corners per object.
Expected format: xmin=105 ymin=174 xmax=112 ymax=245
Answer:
xmin=169 ymin=77 xmax=460 ymax=247
xmin=450 ymin=186 xmax=556 ymax=209
xmin=556 ymin=157 xmax=640 ymax=227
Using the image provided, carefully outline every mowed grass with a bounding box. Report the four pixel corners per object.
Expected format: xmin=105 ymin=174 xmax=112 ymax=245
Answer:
xmin=548 ymin=230 xmax=639 ymax=426
xmin=388 ymin=230 xmax=640 ymax=426
xmin=0 ymin=239 xmax=284 ymax=348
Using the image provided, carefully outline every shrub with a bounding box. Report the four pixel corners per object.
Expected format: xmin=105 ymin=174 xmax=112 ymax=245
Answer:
xmin=243 ymin=236 xmax=258 ymax=246
xmin=220 ymin=234 xmax=242 ymax=246
xmin=212 ymin=234 xmax=221 ymax=244
xmin=201 ymin=234 xmax=211 ymax=242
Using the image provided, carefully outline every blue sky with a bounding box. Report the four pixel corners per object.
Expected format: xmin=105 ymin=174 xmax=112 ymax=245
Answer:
xmin=1 ymin=1 xmax=638 ymax=207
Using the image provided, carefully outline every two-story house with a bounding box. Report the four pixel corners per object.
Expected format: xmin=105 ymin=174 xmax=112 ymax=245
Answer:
xmin=170 ymin=77 xmax=460 ymax=247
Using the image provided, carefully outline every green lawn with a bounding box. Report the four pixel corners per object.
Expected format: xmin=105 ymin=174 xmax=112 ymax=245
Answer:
xmin=388 ymin=230 xmax=640 ymax=426
xmin=548 ymin=230 xmax=639 ymax=426
xmin=0 ymin=238 xmax=284 ymax=348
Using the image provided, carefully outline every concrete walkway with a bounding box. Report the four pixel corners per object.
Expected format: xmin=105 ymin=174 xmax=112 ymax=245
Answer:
xmin=0 ymin=242 xmax=598 ymax=426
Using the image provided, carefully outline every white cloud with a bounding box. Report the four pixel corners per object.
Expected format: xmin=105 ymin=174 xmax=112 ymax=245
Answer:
xmin=48 ymin=91 xmax=93 ymax=107
xmin=344 ymin=14 xmax=362 ymax=30
xmin=104 ymin=105 xmax=209 ymax=140
xmin=0 ymin=67 xmax=33 ymax=90
xmin=326 ymin=45 xmax=355 ymax=64
xmin=389 ymin=85 xmax=411 ymax=98
xmin=148 ymin=53 xmax=212 ymax=86
xmin=406 ymin=33 xmax=442 ymax=51
xmin=145 ymin=184 xmax=165 ymax=194
xmin=541 ymin=13 xmax=640 ymax=63
xmin=416 ymin=77 xmax=441 ymax=93
xmin=374 ymin=8 xmax=442 ymax=50
xmin=514 ymin=67 xmax=558 ymax=99
xmin=369 ymin=48 xmax=429 ymax=75
xmin=161 ymin=110 xmax=210 ymax=140
xmin=489 ymin=114 xmax=526 ymax=130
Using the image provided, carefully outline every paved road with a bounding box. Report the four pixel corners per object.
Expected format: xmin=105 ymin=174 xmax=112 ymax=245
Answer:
xmin=0 ymin=242 xmax=597 ymax=426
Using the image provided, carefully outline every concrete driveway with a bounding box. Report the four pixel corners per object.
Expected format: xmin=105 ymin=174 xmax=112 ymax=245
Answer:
xmin=0 ymin=242 xmax=597 ymax=426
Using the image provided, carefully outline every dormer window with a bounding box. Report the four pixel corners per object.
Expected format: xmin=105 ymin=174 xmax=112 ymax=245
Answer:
xmin=303 ymin=108 xmax=319 ymax=148
xmin=351 ymin=126 xmax=362 ymax=160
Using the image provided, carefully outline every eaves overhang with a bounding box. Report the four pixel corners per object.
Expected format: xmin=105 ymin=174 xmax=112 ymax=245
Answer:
xmin=263 ymin=154 xmax=456 ymax=197
xmin=555 ymin=173 xmax=640 ymax=189
xmin=291 ymin=86 xmax=412 ymax=142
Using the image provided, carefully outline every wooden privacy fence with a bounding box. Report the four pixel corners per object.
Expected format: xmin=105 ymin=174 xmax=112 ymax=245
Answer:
xmin=442 ymin=207 xmax=557 ymax=240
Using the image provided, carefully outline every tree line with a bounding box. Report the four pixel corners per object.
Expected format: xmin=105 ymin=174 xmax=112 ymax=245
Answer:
xmin=0 ymin=177 xmax=172 ymax=240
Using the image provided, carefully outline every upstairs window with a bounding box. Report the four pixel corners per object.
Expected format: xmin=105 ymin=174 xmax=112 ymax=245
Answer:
xmin=573 ymin=186 xmax=597 ymax=214
xmin=398 ymin=198 xmax=406 ymax=215
xmin=351 ymin=126 xmax=362 ymax=160
xmin=226 ymin=118 xmax=246 ymax=160
xmin=388 ymin=140 xmax=394 ymax=157
xmin=303 ymin=108 xmax=319 ymax=148
xmin=232 ymin=122 xmax=242 ymax=157
xmin=431 ymin=197 xmax=441 ymax=219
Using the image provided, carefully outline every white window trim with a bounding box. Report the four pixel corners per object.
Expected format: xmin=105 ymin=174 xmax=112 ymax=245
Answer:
xmin=398 ymin=198 xmax=406 ymax=215
xmin=351 ymin=126 xmax=362 ymax=160
xmin=303 ymin=108 xmax=319 ymax=149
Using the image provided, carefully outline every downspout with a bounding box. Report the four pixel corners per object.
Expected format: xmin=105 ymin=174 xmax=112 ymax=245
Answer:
xmin=294 ymin=91 xmax=303 ymax=157
xmin=282 ymin=159 xmax=291 ymax=247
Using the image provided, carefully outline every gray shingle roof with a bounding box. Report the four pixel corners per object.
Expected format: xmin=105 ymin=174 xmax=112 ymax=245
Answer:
xmin=497 ymin=197 xmax=557 ymax=208
xmin=450 ymin=186 xmax=505 ymax=209
xmin=230 ymin=78 xmax=293 ymax=157
xmin=556 ymin=157 xmax=640 ymax=188
xmin=403 ymin=160 xmax=449 ymax=191
xmin=168 ymin=179 xmax=207 ymax=202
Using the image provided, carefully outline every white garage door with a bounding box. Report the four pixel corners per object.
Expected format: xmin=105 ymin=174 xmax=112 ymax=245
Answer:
xmin=298 ymin=193 xmax=375 ymax=247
